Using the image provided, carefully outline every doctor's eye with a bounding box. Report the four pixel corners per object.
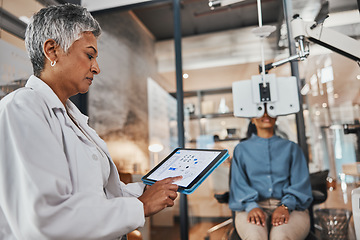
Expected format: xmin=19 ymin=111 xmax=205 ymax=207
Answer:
xmin=87 ymin=54 xmax=94 ymax=60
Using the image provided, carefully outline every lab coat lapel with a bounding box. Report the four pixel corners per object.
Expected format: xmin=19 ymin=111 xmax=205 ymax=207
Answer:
xmin=65 ymin=101 xmax=123 ymax=197
xmin=104 ymin=163 xmax=124 ymax=197
xmin=25 ymin=76 xmax=124 ymax=198
xmin=63 ymin=111 xmax=92 ymax=143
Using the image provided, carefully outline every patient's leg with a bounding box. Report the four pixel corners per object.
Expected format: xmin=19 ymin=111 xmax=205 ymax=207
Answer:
xmin=269 ymin=210 xmax=310 ymax=240
xmin=234 ymin=210 xmax=269 ymax=240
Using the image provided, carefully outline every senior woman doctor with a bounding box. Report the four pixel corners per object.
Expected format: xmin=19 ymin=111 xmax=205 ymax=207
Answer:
xmin=0 ymin=4 xmax=180 ymax=240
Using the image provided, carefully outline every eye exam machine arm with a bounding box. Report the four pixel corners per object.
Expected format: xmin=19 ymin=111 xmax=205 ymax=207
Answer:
xmin=246 ymin=12 xmax=360 ymax=117
xmin=261 ymin=14 xmax=360 ymax=73
xmin=291 ymin=18 xmax=360 ymax=238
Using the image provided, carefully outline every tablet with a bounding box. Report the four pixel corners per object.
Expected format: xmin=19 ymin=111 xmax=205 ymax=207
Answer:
xmin=142 ymin=148 xmax=229 ymax=194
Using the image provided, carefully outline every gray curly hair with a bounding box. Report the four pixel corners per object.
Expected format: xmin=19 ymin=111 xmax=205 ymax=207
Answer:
xmin=25 ymin=4 xmax=101 ymax=77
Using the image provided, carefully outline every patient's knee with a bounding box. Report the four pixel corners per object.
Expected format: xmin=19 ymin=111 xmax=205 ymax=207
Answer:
xmin=270 ymin=225 xmax=307 ymax=240
xmin=237 ymin=226 xmax=267 ymax=240
xmin=240 ymin=231 xmax=267 ymax=240
xmin=269 ymin=230 xmax=292 ymax=240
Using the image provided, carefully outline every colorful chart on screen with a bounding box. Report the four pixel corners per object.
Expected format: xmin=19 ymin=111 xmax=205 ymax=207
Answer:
xmin=142 ymin=148 xmax=229 ymax=194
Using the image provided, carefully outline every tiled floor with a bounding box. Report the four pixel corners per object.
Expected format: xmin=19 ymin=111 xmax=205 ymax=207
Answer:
xmin=150 ymin=183 xmax=358 ymax=240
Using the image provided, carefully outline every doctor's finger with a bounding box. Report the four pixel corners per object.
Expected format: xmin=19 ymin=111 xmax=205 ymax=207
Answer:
xmin=166 ymin=183 xmax=180 ymax=191
xmin=150 ymin=181 xmax=175 ymax=191
xmin=167 ymin=190 xmax=178 ymax=200
xmin=160 ymin=176 xmax=183 ymax=184
xmin=165 ymin=198 xmax=175 ymax=207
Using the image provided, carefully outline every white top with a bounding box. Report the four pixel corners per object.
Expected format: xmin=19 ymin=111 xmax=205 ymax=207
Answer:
xmin=0 ymin=75 xmax=145 ymax=240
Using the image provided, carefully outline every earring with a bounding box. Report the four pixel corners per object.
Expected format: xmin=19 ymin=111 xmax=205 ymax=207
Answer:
xmin=51 ymin=61 xmax=56 ymax=67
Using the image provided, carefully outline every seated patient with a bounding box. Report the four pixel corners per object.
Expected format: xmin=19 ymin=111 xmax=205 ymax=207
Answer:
xmin=229 ymin=110 xmax=313 ymax=240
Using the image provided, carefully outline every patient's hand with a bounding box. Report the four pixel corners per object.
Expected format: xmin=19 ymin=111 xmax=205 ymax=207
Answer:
xmin=272 ymin=206 xmax=289 ymax=226
xmin=247 ymin=208 xmax=266 ymax=227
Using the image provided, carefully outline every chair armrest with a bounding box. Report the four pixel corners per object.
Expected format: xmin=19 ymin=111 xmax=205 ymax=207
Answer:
xmin=214 ymin=192 xmax=229 ymax=204
xmin=312 ymin=190 xmax=327 ymax=205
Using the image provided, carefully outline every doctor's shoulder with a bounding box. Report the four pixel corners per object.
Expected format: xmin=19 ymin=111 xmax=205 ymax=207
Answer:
xmin=0 ymin=87 xmax=46 ymax=116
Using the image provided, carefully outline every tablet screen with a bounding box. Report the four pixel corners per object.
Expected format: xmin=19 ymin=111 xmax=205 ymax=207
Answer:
xmin=143 ymin=148 xmax=227 ymax=189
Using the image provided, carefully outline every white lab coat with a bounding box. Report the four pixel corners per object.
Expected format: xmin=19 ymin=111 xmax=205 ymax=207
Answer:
xmin=0 ymin=75 xmax=146 ymax=240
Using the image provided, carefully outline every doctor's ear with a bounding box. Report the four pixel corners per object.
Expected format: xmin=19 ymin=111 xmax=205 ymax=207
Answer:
xmin=43 ymin=39 xmax=59 ymax=64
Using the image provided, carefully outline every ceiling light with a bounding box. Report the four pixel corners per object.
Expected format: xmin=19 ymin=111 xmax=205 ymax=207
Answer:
xmin=183 ymin=73 xmax=189 ymax=79
xmin=208 ymin=0 xmax=221 ymax=9
xmin=321 ymin=66 xmax=334 ymax=84
xmin=200 ymin=118 xmax=207 ymax=124
xmin=357 ymin=75 xmax=360 ymax=80
xmin=208 ymin=0 xmax=246 ymax=9
xmin=148 ymin=143 xmax=164 ymax=153
xmin=300 ymin=83 xmax=310 ymax=95
xmin=322 ymin=103 xmax=327 ymax=108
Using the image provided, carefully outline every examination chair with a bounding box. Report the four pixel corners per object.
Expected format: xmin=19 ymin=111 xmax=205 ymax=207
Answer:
xmin=205 ymin=169 xmax=329 ymax=240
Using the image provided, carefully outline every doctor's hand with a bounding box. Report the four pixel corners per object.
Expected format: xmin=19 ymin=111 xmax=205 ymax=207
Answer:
xmin=138 ymin=176 xmax=182 ymax=217
xmin=247 ymin=208 xmax=266 ymax=227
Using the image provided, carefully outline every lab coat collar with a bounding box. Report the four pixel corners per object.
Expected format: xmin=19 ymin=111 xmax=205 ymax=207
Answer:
xmin=25 ymin=75 xmax=89 ymax=124
xmin=65 ymin=100 xmax=89 ymax=125
xmin=25 ymin=75 xmax=65 ymax=111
